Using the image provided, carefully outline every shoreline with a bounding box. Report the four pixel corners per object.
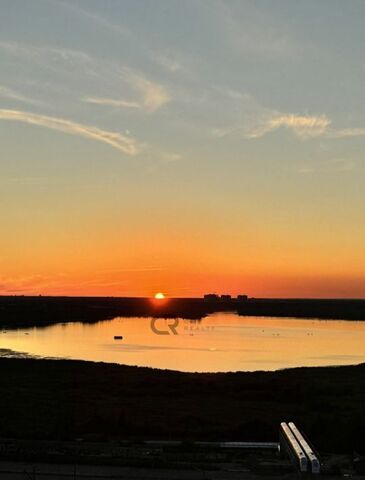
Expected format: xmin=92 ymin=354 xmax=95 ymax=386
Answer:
xmin=0 ymin=346 xmax=364 ymax=375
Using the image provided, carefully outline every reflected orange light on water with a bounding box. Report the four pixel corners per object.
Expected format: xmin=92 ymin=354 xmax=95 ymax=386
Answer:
xmin=2 ymin=313 xmax=365 ymax=372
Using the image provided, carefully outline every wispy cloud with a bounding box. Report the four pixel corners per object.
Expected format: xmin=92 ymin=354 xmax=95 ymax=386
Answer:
xmin=329 ymin=127 xmax=365 ymax=138
xmin=0 ymin=109 xmax=141 ymax=155
xmin=0 ymin=40 xmax=91 ymax=64
xmin=53 ymin=0 xmax=189 ymax=78
xmin=0 ymin=265 xmax=166 ymax=294
xmin=1 ymin=40 xmax=171 ymax=114
xmin=0 ymin=84 xmax=41 ymax=106
xmin=82 ymin=72 xmax=171 ymax=113
xmin=246 ymin=114 xmax=331 ymax=139
xmin=82 ymin=84 xmax=170 ymax=113
xmin=82 ymin=97 xmax=141 ymax=110
xmin=208 ymin=87 xmax=365 ymax=144
xmin=0 ymin=274 xmax=57 ymax=293
xmin=51 ymin=0 xmax=129 ymax=37
xmin=246 ymin=112 xmax=365 ymax=141
xmin=155 ymin=54 xmax=184 ymax=73
xmin=206 ymin=0 xmax=297 ymax=59
xmin=126 ymin=71 xmax=171 ymax=112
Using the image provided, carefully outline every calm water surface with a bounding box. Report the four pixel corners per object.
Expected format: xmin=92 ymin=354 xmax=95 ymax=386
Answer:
xmin=1 ymin=313 xmax=365 ymax=372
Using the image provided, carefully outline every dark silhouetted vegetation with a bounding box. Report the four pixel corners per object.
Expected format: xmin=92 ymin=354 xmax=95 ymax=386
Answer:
xmin=0 ymin=358 xmax=364 ymax=454
xmin=0 ymin=296 xmax=234 ymax=328
xmin=238 ymin=298 xmax=365 ymax=320
xmin=1 ymin=296 xmax=365 ymax=332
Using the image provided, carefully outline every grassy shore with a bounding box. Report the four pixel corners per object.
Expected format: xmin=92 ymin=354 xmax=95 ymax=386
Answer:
xmin=0 ymin=358 xmax=364 ymax=454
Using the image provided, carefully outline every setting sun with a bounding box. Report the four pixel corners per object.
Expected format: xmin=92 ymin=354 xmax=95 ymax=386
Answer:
xmin=154 ymin=292 xmax=166 ymax=300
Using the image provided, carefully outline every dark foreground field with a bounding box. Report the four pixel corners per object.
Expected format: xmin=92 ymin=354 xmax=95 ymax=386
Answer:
xmin=0 ymin=358 xmax=364 ymax=454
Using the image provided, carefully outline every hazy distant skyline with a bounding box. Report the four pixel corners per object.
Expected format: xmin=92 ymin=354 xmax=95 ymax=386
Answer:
xmin=1 ymin=0 xmax=365 ymax=297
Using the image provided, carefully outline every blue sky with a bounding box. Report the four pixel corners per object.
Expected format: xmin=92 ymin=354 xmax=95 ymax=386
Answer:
xmin=1 ymin=0 xmax=365 ymax=297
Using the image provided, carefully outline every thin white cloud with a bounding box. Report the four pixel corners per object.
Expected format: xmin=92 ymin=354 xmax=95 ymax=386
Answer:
xmin=210 ymin=88 xmax=365 ymax=143
xmin=211 ymin=126 xmax=240 ymax=138
xmin=0 ymin=274 xmax=57 ymax=293
xmin=82 ymin=97 xmax=141 ymax=110
xmin=0 ymin=40 xmax=91 ymax=64
xmin=0 ymin=109 xmax=141 ymax=156
xmin=246 ymin=114 xmax=331 ymax=139
xmin=206 ymin=0 xmax=297 ymax=59
xmin=1 ymin=40 xmax=171 ymax=114
xmin=51 ymin=0 xmax=130 ymax=37
xmin=83 ymin=73 xmax=171 ymax=113
xmin=329 ymin=127 xmax=365 ymax=138
xmin=246 ymin=112 xmax=365 ymax=141
xmin=125 ymin=71 xmax=171 ymax=113
xmin=53 ymin=0 xmax=192 ymax=81
xmin=155 ymin=54 xmax=183 ymax=73
xmin=0 ymin=84 xmax=42 ymax=106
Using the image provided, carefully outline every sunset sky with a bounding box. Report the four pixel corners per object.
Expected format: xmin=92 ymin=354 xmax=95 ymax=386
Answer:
xmin=1 ymin=0 xmax=365 ymax=298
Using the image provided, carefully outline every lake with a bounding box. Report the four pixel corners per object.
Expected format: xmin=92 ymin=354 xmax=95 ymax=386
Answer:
xmin=1 ymin=313 xmax=365 ymax=372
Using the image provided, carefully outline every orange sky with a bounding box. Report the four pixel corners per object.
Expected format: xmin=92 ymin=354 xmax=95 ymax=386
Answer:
xmin=1 ymin=198 xmax=365 ymax=297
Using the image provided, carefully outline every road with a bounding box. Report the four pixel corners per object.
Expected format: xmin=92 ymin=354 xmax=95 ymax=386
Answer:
xmin=0 ymin=461 xmax=278 ymax=480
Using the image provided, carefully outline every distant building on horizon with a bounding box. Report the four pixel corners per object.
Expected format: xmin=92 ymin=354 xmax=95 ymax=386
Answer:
xmin=237 ymin=295 xmax=248 ymax=302
xmin=204 ymin=294 xmax=220 ymax=302
xmin=220 ymin=294 xmax=232 ymax=302
xmin=204 ymin=294 xmax=248 ymax=302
